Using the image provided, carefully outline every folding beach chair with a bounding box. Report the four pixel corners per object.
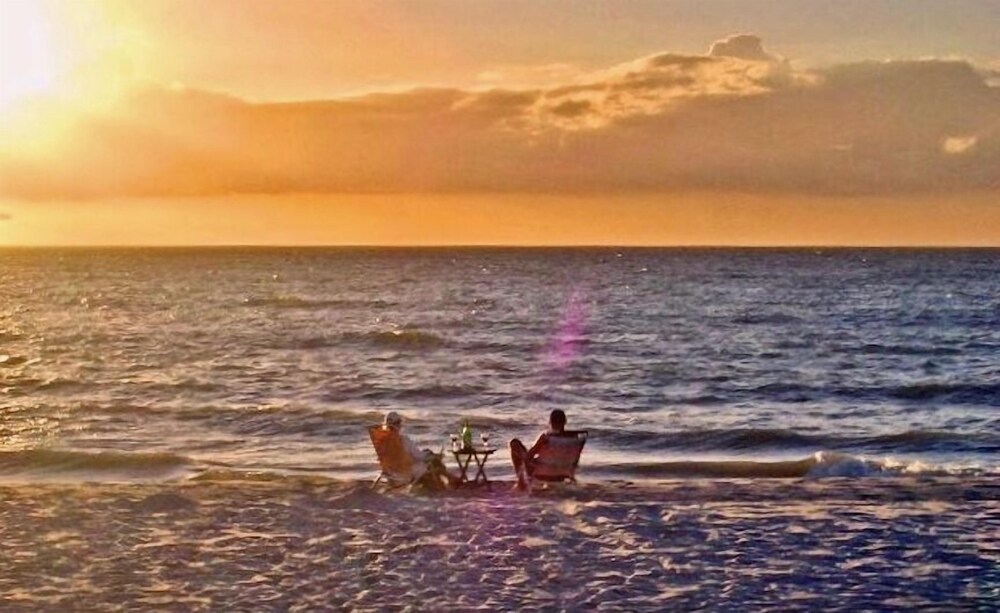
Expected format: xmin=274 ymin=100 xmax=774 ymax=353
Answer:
xmin=520 ymin=430 xmax=588 ymax=489
xmin=368 ymin=425 xmax=416 ymax=489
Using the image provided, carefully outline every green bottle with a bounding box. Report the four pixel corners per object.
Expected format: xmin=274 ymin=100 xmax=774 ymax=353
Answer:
xmin=461 ymin=420 xmax=473 ymax=451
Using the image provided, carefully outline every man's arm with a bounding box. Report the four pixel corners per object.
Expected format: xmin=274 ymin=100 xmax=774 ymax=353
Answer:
xmin=400 ymin=433 xmax=426 ymax=463
xmin=526 ymin=432 xmax=549 ymax=460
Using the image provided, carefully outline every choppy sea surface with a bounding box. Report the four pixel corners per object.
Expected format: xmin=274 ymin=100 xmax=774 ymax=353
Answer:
xmin=1 ymin=247 xmax=998 ymax=483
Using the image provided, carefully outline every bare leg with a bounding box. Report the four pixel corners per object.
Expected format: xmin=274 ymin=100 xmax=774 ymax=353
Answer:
xmin=509 ymin=439 xmax=529 ymax=490
xmin=426 ymin=455 xmax=459 ymax=489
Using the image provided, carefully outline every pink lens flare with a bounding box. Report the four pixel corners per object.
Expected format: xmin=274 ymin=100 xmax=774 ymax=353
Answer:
xmin=544 ymin=288 xmax=589 ymax=370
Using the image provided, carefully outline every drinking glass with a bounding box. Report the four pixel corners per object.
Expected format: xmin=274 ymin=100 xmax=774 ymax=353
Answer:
xmin=481 ymin=432 xmax=490 ymax=449
xmin=450 ymin=434 xmax=459 ymax=452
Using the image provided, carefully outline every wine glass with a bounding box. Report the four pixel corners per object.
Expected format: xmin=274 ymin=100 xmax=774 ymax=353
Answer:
xmin=481 ymin=431 xmax=490 ymax=450
xmin=450 ymin=434 xmax=459 ymax=452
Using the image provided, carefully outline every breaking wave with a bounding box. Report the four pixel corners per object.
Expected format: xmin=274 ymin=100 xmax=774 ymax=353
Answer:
xmin=0 ymin=449 xmax=193 ymax=480
xmin=601 ymin=451 xmax=973 ymax=480
xmin=597 ymin=428 xmax=1000 ymax=455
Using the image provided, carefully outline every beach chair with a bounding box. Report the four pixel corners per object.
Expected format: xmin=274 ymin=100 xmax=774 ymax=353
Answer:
xmin=368 ymin=425 xmax=416 ymax=489
xmin=521 ymin=430 xmax=588 ymax=489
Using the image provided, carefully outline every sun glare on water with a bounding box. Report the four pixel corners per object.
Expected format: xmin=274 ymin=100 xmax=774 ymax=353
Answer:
xmin=0 ymin=0 xmax=61 ymax=112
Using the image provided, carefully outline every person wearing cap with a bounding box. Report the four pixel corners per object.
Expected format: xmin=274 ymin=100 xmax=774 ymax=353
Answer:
xmin=382 ymin=411 xmax=457 ymax=489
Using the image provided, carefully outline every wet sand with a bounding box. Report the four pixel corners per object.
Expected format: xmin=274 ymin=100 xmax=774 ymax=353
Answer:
xmin=1 ymin=477 xmax=997 ymax=611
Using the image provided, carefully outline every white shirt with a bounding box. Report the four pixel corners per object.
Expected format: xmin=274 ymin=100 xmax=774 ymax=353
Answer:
xmin=396 ymin=429 xmax=428 ymax=481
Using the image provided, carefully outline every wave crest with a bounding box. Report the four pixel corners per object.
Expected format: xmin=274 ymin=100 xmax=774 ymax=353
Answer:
xmin=597 ymin=427 xmax=999 ymax=455
xmin=0 ymin=449 xmax=192 ymax=479
xmin=602 ymin=452 xmax=966 ymax=480
xmin=341 ymin=329 xmax=447 ymax=350
xmin=242 ymin=295 xmax=394 ymax=309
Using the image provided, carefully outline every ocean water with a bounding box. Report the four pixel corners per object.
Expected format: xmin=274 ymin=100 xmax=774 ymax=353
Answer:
xmin=1 ymin=247 xmax=998 ymax=483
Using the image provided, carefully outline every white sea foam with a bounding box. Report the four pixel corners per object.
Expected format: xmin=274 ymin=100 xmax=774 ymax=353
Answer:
xmin=806 ymin=451 xmax=886 ymax=478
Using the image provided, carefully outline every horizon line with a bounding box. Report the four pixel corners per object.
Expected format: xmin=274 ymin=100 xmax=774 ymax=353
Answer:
xmin=2 ymin=244 xmax=999 ymax=250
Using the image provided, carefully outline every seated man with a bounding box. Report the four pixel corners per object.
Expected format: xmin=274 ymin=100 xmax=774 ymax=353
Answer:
xmin=509 ymin=409 xmax=567 ymax=490
xmin=382 ymin=411 xmax=457 ymax=489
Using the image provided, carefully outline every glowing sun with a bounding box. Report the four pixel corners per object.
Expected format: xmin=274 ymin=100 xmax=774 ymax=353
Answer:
xmin=0 ymin=1 xmax=60 ymax=111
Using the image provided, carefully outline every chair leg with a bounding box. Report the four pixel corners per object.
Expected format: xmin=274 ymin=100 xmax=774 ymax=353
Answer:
xmin=388 ymin=479 xmax=411 ymax=491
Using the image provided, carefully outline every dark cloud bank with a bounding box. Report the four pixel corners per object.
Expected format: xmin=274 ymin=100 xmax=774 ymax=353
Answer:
xmin=2 ymin=35 xmax=998 ymax=199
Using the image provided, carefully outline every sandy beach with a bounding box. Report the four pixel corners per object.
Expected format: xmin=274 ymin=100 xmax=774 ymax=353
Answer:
xmin=1 ymin=476 xmax=997 ymax=611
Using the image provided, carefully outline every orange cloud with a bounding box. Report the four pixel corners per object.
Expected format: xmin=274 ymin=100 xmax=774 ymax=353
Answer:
xmin=708 ymin=34 xmax=779 ymax=62
xmin=2 ymin=37 xmax=998 ymax=199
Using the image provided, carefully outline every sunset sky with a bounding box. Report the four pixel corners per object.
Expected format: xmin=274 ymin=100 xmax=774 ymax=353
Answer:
xmin=1 ymin=0 xmax=998 ymax=245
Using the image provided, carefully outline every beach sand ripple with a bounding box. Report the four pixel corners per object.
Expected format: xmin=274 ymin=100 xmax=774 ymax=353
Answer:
xmin=0 ymin=477 xmax=998 ymax=611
